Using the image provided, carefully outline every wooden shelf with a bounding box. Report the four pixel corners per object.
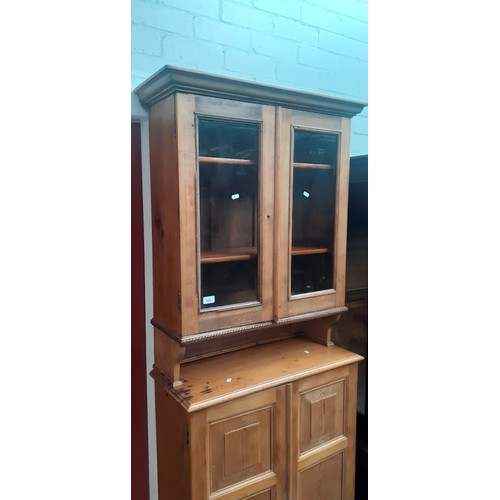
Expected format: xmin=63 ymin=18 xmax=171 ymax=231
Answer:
xmin=152 ymin=338 xmax=363 ymax=412
xmin=293 ymin=162 xmax=333 ymax=170
xmin=201 ymin=247 xmax=257 ymax=264
xmin=291 ymin=246 xmax=329 ymax=256
xmin=199 ymin=156 xmax=256 ymax=165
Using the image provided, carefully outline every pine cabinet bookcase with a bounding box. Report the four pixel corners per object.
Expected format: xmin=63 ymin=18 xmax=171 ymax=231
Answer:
xmin=135 ymin=66 xmax=366 ymax=500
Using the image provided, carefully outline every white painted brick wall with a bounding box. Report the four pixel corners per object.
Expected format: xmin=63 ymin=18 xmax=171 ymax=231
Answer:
xmin=131 ymin=0 xmax=367 ymax=160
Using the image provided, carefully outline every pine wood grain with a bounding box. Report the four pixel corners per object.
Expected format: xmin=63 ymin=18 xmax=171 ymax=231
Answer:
xmin=153 ymin=343 xmax=362 ymax=500
xmin=298 ymin=453 xmax=343 ymax=499
xmin=149 ymin=95 xmax=182 ymax=333
xmin=199 ymin=156 xmax=256 ymax=165
xmin=294 ymin=365 xmax=358 ymax=500
xmin=176 ymin=92 xmax=199 ymax=335
xmin=273 ymin=106 xmax=292 ymax=321
xmin=333 ymin=117 xmax=352 ymax=307
xmin=174 ymin=94 xmax=276 ymax=335
xmin=293 ymin=162 xmax=332 ymax=170
xmin=189 ymin=388 xmax=285 ymax=500
xmin=291 ymin=246 xmax=329 ymax=256
xmin=154 ymin=383 xmax=191 ymax=500
xmin=163 ymin=337 xmax=362 ymax=412
xmin=200 ymin=247 xmax=257 ymax=264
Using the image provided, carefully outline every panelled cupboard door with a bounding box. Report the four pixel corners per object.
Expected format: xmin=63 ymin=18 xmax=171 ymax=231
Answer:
xmin=190 ymin=387 xmax=287 ymax=500
xmin=288 ymin=365 xmax=358 ymax=500
xmin=176 ymin=93 xmax=275 ymax=335
xmin=274 ymin=107 xmax=352 ymax=320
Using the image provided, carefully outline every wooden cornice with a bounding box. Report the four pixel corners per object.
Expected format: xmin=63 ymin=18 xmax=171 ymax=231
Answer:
xmin=134 ymin=65 xmax=367 ymax=118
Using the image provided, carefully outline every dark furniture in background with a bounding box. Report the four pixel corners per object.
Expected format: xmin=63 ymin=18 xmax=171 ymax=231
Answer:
xmin=334 ymin=154 xmax=368 ymax=500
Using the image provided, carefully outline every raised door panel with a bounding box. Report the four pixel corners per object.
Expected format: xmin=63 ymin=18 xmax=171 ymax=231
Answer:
xmin=176 ymin=93 xmax=275 ymax=335
xmin=275 ymin=107 xmax=351 ymax=320
xmin=210 ymin=406 xmax=272 ymax=492
xmin=298 ymin=452 xmax=343 ymax=500
xmin=299 ymin=378 xmax=345 ymax=453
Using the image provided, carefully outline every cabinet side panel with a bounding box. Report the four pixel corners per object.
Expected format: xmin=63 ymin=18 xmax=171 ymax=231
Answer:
xmin=343 ymin=363 xmax=359 ymax=500
xmin=175 ymin=93 xmax=199 ymax=335
xmin=154 ymin=382 xmax=190 ymax=500
xmin=149 ymin=97 xmax=182 ymax=333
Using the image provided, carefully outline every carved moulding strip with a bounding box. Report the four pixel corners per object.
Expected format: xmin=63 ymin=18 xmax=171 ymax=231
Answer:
xmin=275 ymin=306 xmax=348 ymax=324
xmin=152 ymin=305 xmax=348 ymax=347
xmin=151 ymin=318 xmax=274 ymax=345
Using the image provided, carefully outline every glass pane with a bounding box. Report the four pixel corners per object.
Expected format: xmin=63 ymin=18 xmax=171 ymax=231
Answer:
xmin=198 ymin=119 xmax=258 ymax=160
xmin=201 ymin=260 xmax=258 ymax=308
xmin=291 ymin=129 xmax=337 ymax=296
xmin=291 ymin=253 xmax=333 ymax=295
xmin=294 ymin=129 xmax=338 ymax=165
xmin=198 ymin=118 xmax=260 ymax=310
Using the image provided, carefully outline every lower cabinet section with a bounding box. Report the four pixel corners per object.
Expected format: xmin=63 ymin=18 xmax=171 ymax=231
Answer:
xmin=153 ymin=340 xmax=361 ymax=500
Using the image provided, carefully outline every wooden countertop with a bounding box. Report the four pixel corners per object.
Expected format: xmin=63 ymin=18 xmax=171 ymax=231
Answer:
xmin=151 ymin=337 xmax=363 ymax=412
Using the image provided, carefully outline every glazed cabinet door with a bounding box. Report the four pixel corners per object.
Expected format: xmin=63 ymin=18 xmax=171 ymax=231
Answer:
xmin=190 ymin=387 xmax=287 ymax=500
xmin=176 ymin=93 xmax=275 ymax=335
xmin=288 ymin=365 xmax=359 ymax=500
xmin=274 ymin=108 xmax=351 ymax=320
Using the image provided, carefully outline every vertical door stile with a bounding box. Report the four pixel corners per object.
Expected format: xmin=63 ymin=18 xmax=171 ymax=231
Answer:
xmin=333 ymin=117 xmax=352 ymax=306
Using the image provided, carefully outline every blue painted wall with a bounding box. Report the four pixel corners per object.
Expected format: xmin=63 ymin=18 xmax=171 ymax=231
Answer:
xmin=132 ymin=0 xmax=367 ymax=155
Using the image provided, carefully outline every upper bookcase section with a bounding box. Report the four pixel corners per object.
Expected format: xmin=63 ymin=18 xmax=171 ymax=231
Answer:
xmin=134 ymin=65 xmax=367 ymax=118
